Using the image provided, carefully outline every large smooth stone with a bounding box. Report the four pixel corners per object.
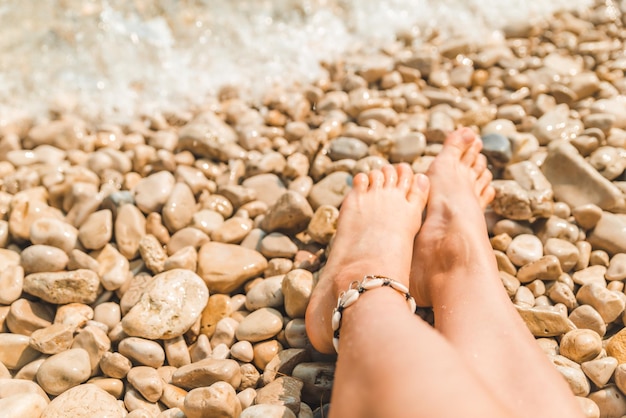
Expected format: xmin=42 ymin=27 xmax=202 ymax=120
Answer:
xmin=516 ymin=306 xmax=576 ymax=337
xmin=235 ymin=308 xmax=283 ymax=342
xmin=308 ymin=171 xmax=352 ymax=210
xmin=197 ymin=242 xmax=267 ymax=293
xmin=587 ymin=212 xmax=626 ymax=256
xmin=0 ymin=393 xmax=48 ymax=418
xmin=171 ymin=358 xmax=241 ymax=390
xmin=260 ymin=191 xmax=314 ymax=235
xmin=133 ymin=171 xmax=176 ymax=214
xmin=23 ymin=269 xmax=101 ymax=304
xmin=36 ymin=348 xmax=91 ymax=395
xmin=542 ymin=141 xmax=624 ymax=211
xmin=41 ymin=384 xmax=126 ymax=418
xmin=122 ymin=269 xmax=209 ymax=340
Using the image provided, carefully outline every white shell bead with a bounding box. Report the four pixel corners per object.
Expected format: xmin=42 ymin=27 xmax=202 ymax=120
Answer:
xmin=389 ymin=280 xmax=409 ymax=293
xmin=333 ymin=338 xmax=340 ymax=353
xmin=340 ymin=288 xmax=360 ymax=308
xmin=361 ymin=278 xmax=384 ymax=290
xmin=332 ymin=310 xmax=342 ymax=331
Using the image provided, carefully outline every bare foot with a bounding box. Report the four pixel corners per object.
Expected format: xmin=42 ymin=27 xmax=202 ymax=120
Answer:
xmin=409 ymin=128 xmax=495 ymax=307
xmin=305 ymin=164 xmax=430 ymax=354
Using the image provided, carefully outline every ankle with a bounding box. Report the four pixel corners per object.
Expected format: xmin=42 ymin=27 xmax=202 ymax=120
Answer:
xmin=332 ymin=265 xmax=410 ymax=299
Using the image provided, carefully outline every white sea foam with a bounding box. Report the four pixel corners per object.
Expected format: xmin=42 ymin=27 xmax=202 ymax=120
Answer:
xmin=0 ymin=0 xmax=593 ymax=124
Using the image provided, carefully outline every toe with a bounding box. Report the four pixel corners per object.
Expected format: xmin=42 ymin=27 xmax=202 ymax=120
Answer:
xmin=442 ymin=128 xmax=475 ymax=159
xmin=368 ymin=169 xmax=385 ymax=189
xmin=353 ymin=172 xmax=370 ymax=192
xmin=407 ymin=173 xmax=430 ymax=207
xmin=476 ymin=167 xmax=493 ymax=192
xmin=382 ymin=164 xmax=398 ymax=188
xmin=461 ymin=135 xmax=483 ymax=167
xmin=472 ymin=153 xmax=488 ymax=175
xmin=396 ymin=163 xmax=414 ymax=193
xmin=479 ymin=184 xmax=496 ymax=209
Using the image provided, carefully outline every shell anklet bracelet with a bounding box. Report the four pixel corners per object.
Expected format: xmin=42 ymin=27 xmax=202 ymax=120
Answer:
xmin=332 ymin=274 xmax=417 ymax=352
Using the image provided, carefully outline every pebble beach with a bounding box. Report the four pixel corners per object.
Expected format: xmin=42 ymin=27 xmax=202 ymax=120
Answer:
xmin=1 ymin=0 xmax=626 ymax=417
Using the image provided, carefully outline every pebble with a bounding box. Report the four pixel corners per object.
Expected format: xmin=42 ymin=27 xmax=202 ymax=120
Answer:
xmin=29 ymin=323 xmax=74 ymax=354
xmin=171 ymin=358 xmax=241 ymax=390
xmin=30 ymin=217 xmax=78 ymax=253
xmin=7 ymin=298 xmax=54 ymax=336
xmin=542 ymin=141 xmax=623 ymax=212
xmin=581 ymin=357 xmax=618 ymax=388
xmin=559 ymin=329 xmax=603 ymax=364
xmin=0 ymin=265 xmax=23 ymax=305
xmin=78 ymin=210 xmax=112 ymax=250
xmin=183 ymin=382 xmax=241 ymax=418
xmin=36 ymin=348 xmax=91 ymax=395
xmin=241 ymin=174 xmax=287 ymax=207
xmin=118 ymin=337 xmax=165 ymax=368
xmin=230 ymin=340 xmax=254 ymax=363
xmin=164 ymin=336 xmax=191 ymax=367
xmin=572 ymin=266 xmax=607 ymax=286
xmin=210 ymin=317 xmax=238 ymax=348
xmin=285 ymin=319 xmax=308 ymax=348
xmin=240 ymin=404 xmax=296 ymax=418
xmin=92 ymin=303 xmax=121 ymax=331
xmin=553 ymin=360 xmax=591 ymax=397
xmin=516 ymin=306 xmax=575 ymax=337
xmin=211 ymin=216 xmax=254 ymax=244
xmin=253 ymin=340 xmax=283 ymax=371
xmin=100 ymin=351 xmax=132 ymax=379
xmin=506 ymin=234 xmax=544 ymax=266
xmin=167 ymin=227 xmax=210 ymax=255
xmin=200 ymin=294 xmax=232 ymax=338
xmin=0 ymin=378 xmax=49 ymax=403
xmin=124 ymin=388 xmax=161 ymax=415
xmin=97 ymin=244 xmax=130 ymax=291
xmin=608 ymin=328 xmax=626 ymax=365
xmin=588 ymin=386 xmax=626 ymax=418
xmin=517 ymin=255 xmax=562 ymax=283
xmin=54 ymin=303 xmax=94 ymax=329
xmin=191 ymin=210 xmax=225 ymax=235
xmin=162 ymin=182 xmax=196 ymax=233
xmin=245 ymin=275 xmax=284 ymax=311
xmin=114 ymin=204 xmax=146 ymax=259
xmin=255 ymin=376 xmax=303 ymax=415
xmin=122 ymin=269 xmax=209 ymax=340
xmin=307 ymin=205 xmax=339 ymax=245
xmin=282 ymin=269 xmax=314 ymax=318
xmin=607 ymin=253 xmax=626 ymax=281
xmin=24 ymin=269 xmax=101 ymax=304
xmin=127 ymin=366 xmax=163 ymax=403
xmin=197 ymin=242 xmax=268 ymax=293
xmin=308 ymin=171 xmax=352 ymax=210
xmin=0 ymin=393 xmax=48 ymax=417
xmin=133 ymin=171 xmax=176 ymax=214
xmin=160 ymin=383 xmax=187 ymax=410
xmin=263 ymin=348 xmax=310 ymax=385
xmin=576 ymin=283 xmax=625 ymax=323
xmin=543 ymin=238 xmax=579 ymax=272
xmin=260 ymin=191 xmax=314 ymax=234
xmin=481 ymin=133 xmax=512 ymax=167
xmin=259 ymin=233 xmax=298 ymax=259
xmin=72 ymin=325 xmax=112 ymax=374
xmin=236 ymin=308 xmax=284 ymax=342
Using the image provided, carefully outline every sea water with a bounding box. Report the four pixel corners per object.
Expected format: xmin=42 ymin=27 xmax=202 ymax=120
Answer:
xmin=0 ymin=0 xmax=593 ymax=125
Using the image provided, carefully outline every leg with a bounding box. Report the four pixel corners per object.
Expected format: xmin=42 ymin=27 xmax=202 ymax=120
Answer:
xmin=409 ymin=128 xmax=584 ymax=418
xmin=306 ymin=164 xmax=518 ymax=418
